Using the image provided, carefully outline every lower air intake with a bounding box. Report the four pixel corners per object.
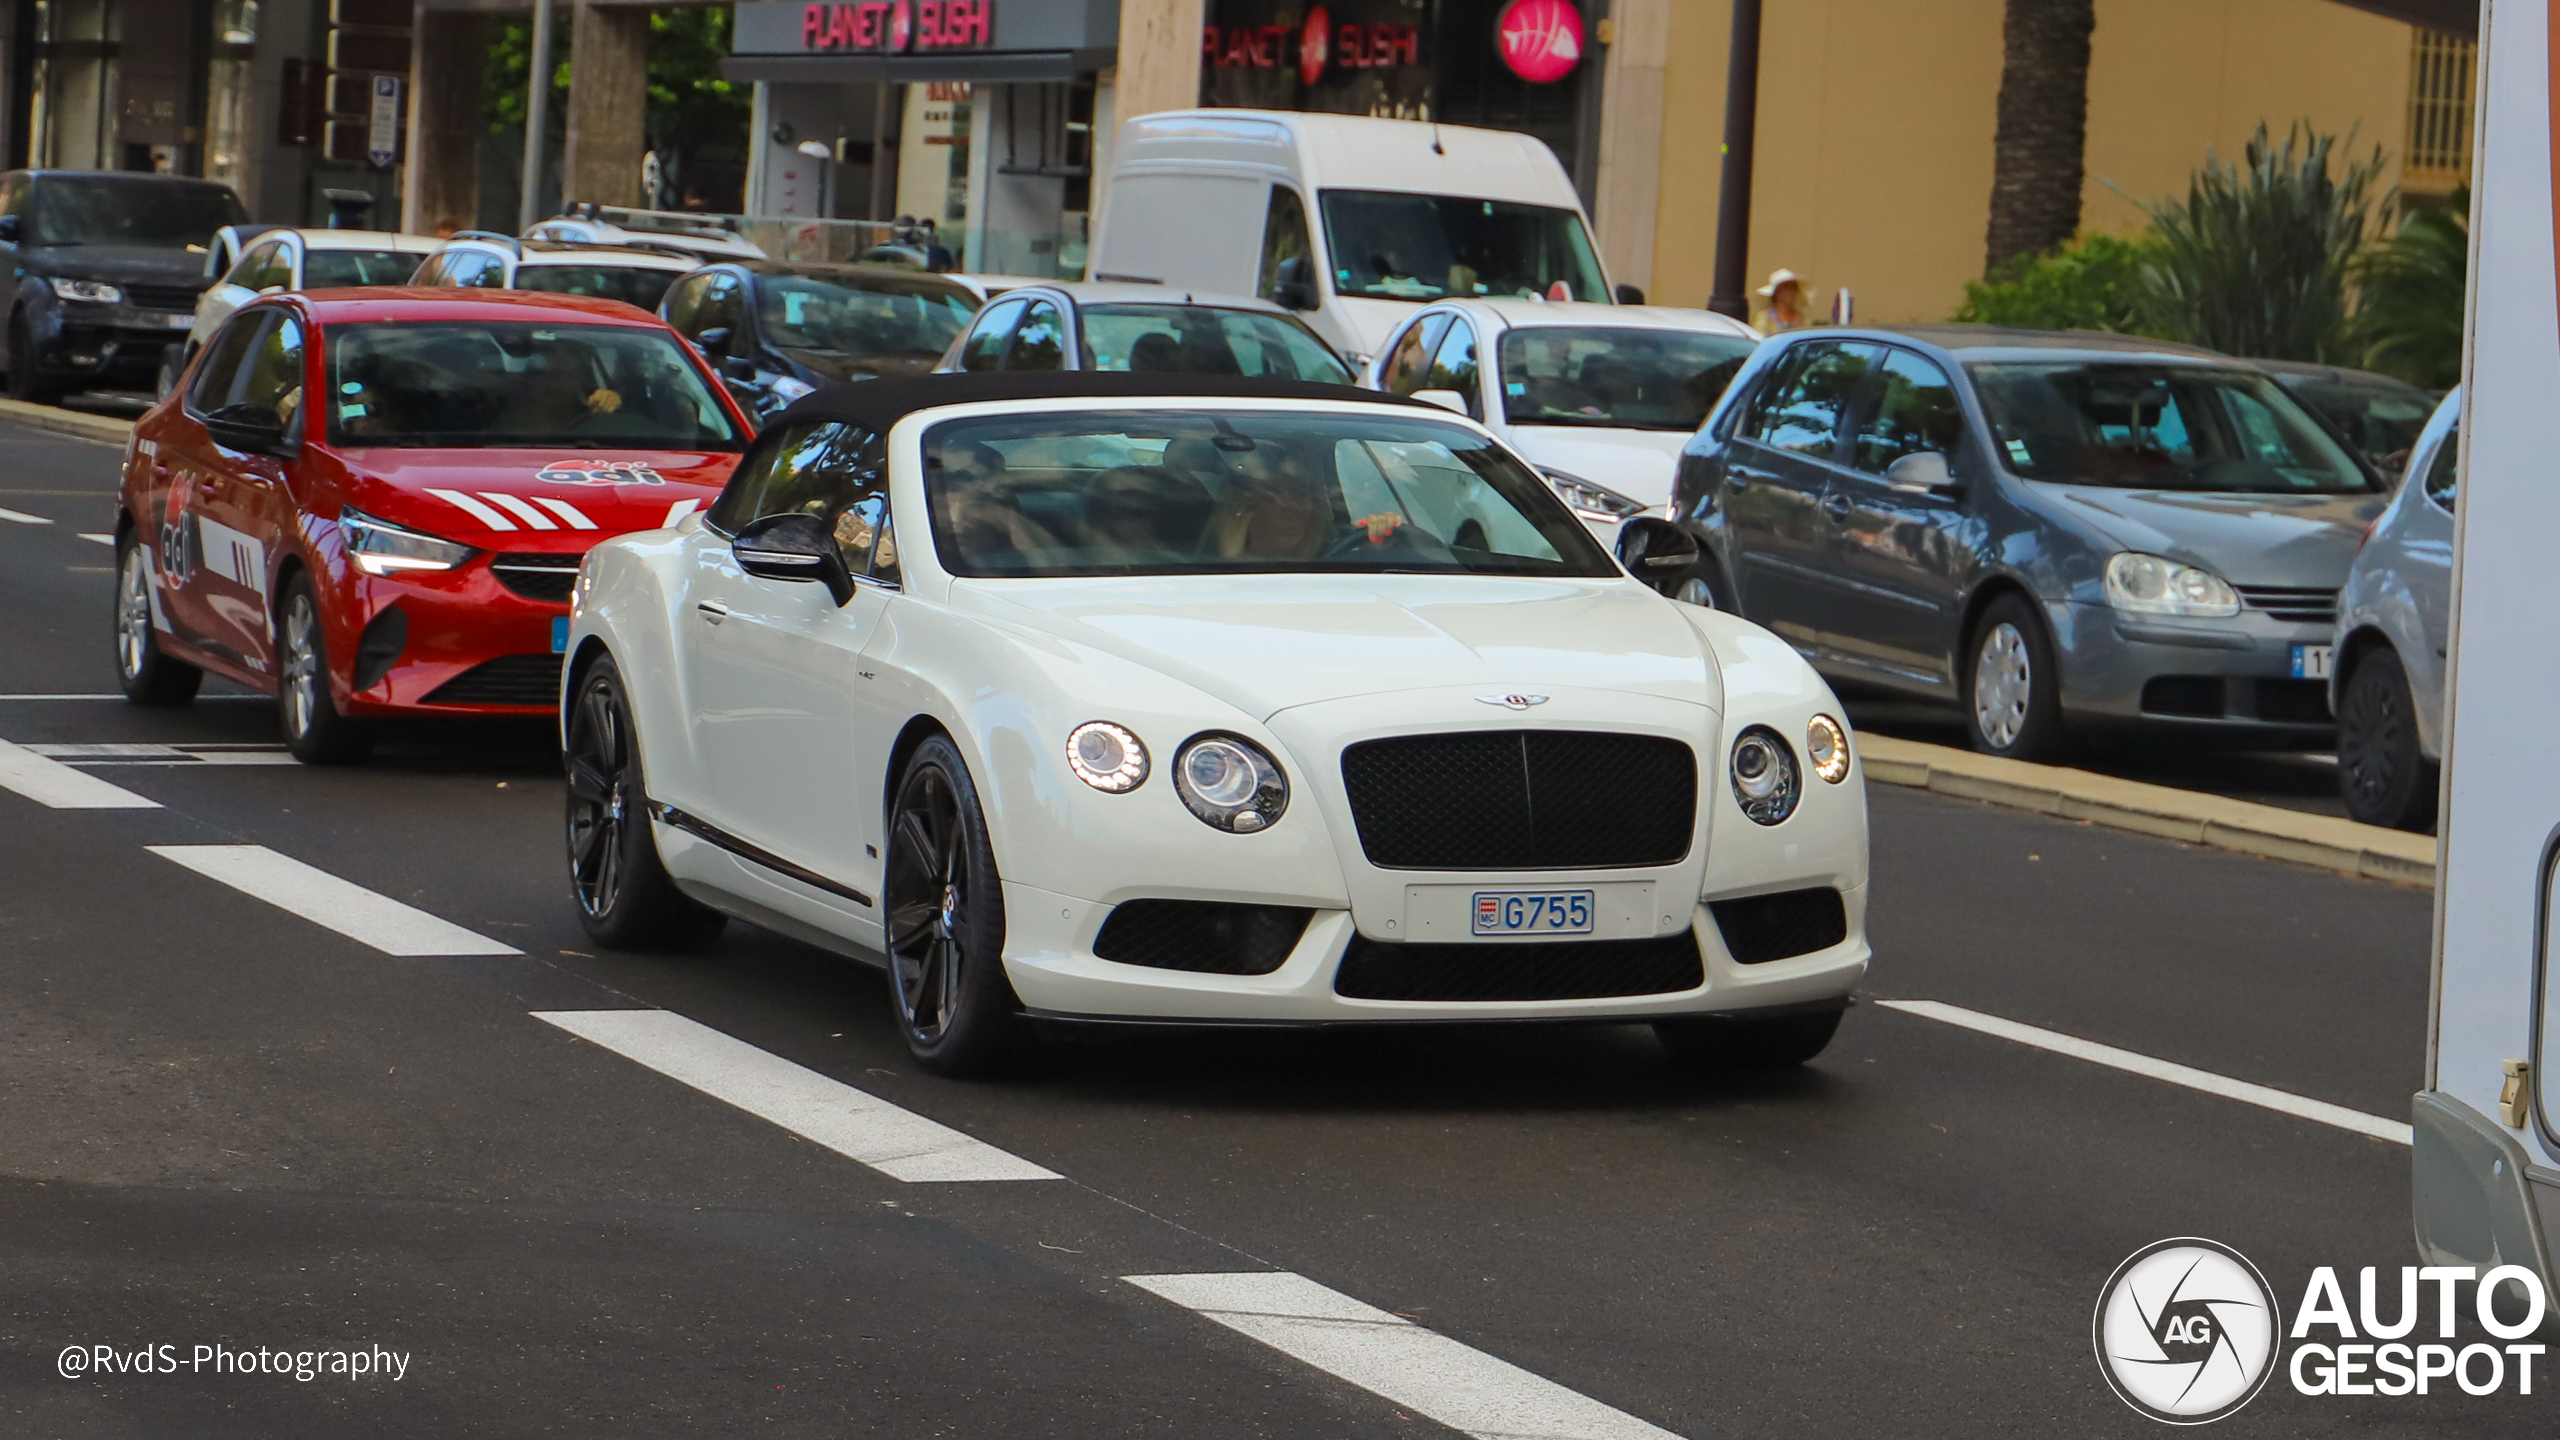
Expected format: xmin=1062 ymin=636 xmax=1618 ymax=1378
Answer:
xmin=1333 ymin=931 xmax=1704 ymax=1002
xmin=421 ymin=653 xmax=564 ymax=707
xmin=1707 ymin=887 xmax=1848 ymax=965
xmin=1092 ymin=900 xmax=1313 ymax=976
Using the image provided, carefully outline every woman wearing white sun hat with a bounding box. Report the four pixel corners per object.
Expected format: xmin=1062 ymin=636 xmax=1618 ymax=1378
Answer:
xmin=1752 ymin=268 xmax=1812 ymax=333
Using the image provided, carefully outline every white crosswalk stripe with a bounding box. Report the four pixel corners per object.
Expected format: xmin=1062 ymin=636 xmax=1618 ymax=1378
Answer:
xmin=0 ymin=737 xmax=160 ymax=808
xmin=0 ymin=506 xmax=56 ymax=524
xmin=147 ymin=844 xmax=522 ymax=956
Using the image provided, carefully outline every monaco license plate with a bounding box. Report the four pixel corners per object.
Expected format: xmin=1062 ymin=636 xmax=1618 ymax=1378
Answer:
xmin=2291 ymin=643 xmax=2334 ymax=680
xmin=162 ymin=312 xmax=196 ymax=328
xmin=1472 ymin=889 xmax=1595 ymax=936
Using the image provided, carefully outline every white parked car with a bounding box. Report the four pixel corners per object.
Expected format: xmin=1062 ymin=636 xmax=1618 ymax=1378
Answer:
xmin=1367 ymin=300 xmax=1762 ymax=546
xmin=527 ymin=209 xmax=766 ymax=263
xmin=562 ymin=373 xmax=1870 ymax=1076
xmin=409 ymin=234 xmax=702 ymax=312
xmin=162 ymin=227 xmax=438 ymax=394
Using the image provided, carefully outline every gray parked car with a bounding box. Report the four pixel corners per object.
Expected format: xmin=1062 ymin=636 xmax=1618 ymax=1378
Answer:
xmin=2333 ymin=387 xmax=2458 ymax=829
xmin=2251 ymin=358 xmax=2439 ymax=480
xmin=1665 ymin=326 xmax=2388 ymax=759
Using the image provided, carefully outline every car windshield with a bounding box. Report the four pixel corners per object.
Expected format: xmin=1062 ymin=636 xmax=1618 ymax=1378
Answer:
xmin=302 ymin=250 xmax=420 ymax=289
xmin=755 ymin=273 xmax=975 ymax=360
xmin=1318 ymin=190 xmax=1608 ymax=303
xmin=925 ymin=409 xmax=1617 ymax=578
xmin=1080 ymin=305 xmax=1351 ymax=383
xmin=2277 ymin=377 xmax=2436 ymax=477
xmin=517 ymin=263 xmax=680 ymax=311
xmin=325 ymin=320 xmax=743 ymax=450
xmin=1967 ymin=362 xmax=2373 ymax=493
xmin=1499 ymin=327 xmax=1757 ymax=430
xmin=29 ymin=176 xmax=247 ymax=248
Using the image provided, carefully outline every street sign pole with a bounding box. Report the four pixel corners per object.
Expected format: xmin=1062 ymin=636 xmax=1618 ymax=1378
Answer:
xmin=517 ymin=0 xmax=555 ymax=232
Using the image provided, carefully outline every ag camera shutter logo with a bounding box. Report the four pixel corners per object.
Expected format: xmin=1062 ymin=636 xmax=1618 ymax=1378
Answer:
xmin=2093 ymin=1238 xmax=2280 ymax=1424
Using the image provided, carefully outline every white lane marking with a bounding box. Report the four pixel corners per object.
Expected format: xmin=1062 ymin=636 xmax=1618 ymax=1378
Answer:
xmin=530 ymin=497 xmax=599 ymax=530
xmin=0 ymin=737 xmax=161 ymax=808
xmin=1877 ymin=999 xmax=2413 ymax=1146
xmin=662 ymin=498 xmax=701 ymax=528
xmin=531 ymin=1009 xmax=1060 ymax=1183
xmin=0 ymin=693 xmax=269 ymax=700
xmin=1126 ymin=1272 xmax=1682 ymax=1440
xmin=479 ymin=492 xmax=559 ymax=531
xmin=425 ymin=489 xmax=518 ymax=531
xmin=26 ymin=742 xmax=297 ymax=766
xmin=146 ymin=845 xmax=522 ymax=956
xmin=0 ymin=506 xmax=56 ymax=524
xmin=78 ymin=532 xmax=113 ymax=545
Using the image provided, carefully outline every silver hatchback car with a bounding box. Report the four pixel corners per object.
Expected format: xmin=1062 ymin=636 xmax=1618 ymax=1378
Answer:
xmin=1669 ymin=327 xmax=2389 ymax=758
xmin=2332 ymin=387 xmax=2458 ymax=829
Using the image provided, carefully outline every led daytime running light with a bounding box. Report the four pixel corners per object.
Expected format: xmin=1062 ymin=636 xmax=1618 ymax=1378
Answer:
xmin=1065 ymin=721 xmax=1149 ymax=793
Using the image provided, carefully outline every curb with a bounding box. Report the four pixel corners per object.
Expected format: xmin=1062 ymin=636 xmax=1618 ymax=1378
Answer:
xmin=1856 ymin=733 xmax=2436 ymax=887
xmin=0 ymin=397 xmax=137 ymax=447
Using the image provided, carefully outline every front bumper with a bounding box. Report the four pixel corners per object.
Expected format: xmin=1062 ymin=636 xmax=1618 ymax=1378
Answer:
xmin=333 ymin=553 xmax=576 ymax=716
xmin=41 ymin=305 xmax=196 ymax=379
xmin=2052 ymin=599 xmax=2337 ymax=734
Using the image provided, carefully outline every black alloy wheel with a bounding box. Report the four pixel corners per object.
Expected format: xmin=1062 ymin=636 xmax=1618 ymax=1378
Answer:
xmin=112 ymin=530 xmax=201 ymax=706
xmin=883 ymin=735 xmax=1029 ymax=1076
xmin=564 ymin=655 xmax=727 ymax=950
xmin=1655 ymin=1003 xmax=1846 ymax=1071
xmin=275 ymin=573 xmax=373 ymax=764
xmin=1965 ymin=592 xmax=2071 ymax=761
xmin=2336 ymin=647 xmax=2438 ymax=831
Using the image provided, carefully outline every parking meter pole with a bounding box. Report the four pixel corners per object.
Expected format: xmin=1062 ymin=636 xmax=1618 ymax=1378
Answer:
xmin=518 ymin=0 xmax=556 ymax=233
xmin=1707 ymin=0 xmax=1761 ymax=320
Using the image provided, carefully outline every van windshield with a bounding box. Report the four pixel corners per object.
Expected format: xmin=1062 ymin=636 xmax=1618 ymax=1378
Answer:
xmin=1319 ymin=191 xmax=1608 ymax=304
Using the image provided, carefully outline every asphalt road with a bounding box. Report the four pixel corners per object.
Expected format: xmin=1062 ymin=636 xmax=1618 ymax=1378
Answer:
xmin=0 ymin=420 xmax=2521 ymax=1436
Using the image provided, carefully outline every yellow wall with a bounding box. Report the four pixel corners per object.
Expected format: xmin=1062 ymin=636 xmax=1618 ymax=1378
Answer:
xmin=1642 ymin=0 xmax=2418 ymax=325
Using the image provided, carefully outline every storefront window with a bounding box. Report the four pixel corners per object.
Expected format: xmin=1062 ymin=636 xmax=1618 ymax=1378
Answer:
xmin=1319 ymin=190 xmax=1607 ymax=303
xmin=204 ymin=0 xmax=258 ymax=191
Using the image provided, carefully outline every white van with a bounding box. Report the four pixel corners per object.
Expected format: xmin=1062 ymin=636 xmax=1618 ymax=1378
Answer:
xmin=2415 ymin=0 xmax=2556 ymax=1321
xmin=1089 ymin=109 xmax=1616 ymax=367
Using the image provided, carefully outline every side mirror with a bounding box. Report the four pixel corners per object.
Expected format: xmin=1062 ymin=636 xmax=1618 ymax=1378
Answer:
xmin=1616 ymin=516 xmax=1701 ymax=584
xmin=1884 ymin=450 xmax=1961 ymax=496
xmin=0 ymin=214 xmax=20 ymax=244
xmin=1411 ymin=388 xmax=1469 ymax=414
xmin=693 ymin=325 xmax=732 ymax=355
xmin=202 ymin=402 xmax=290 ymax=456
xmin=732 ymin=512 xmax=854 ymax=606
xmin=1273 ymin=256 xmax=1319 ymax=312
xmin=721 ymin=356 xmax=756 ymax=383
xmin=1615 ymin=283 xmax=1646 ymax=305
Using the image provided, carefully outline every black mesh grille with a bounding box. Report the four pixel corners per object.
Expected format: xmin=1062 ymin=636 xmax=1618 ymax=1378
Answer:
xmin=125 ymin=282 xmax=205 ymax=311
xmin=2233 ymin=585 xmax=2338 ymax=625
xmin=1092 ymin=900 xmax=1312 ymax=975
xmin=1333 ymin=931 xmax=1704 ymax=1001
xmin=1708 ymin=888 xmax=1848 ymax=965
xmin=420 ymin=654 xmax=563 ymax=707
xmin=491 ymin=554 xmax=580 ymax=602
xmin=1340 ymin=730 xmax=1696 ymax=870
xmin=2140 ymin=675 xmax=2225 ymax=719
xmin=2253 ymin=679 xmax=2332 ymax=724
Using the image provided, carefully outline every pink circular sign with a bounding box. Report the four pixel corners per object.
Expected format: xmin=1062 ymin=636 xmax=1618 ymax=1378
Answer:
xmin=1495 ymin=0 xmax=1583 ymax=84
xmin=1301 ymin=5 xmax=1330 ymax=87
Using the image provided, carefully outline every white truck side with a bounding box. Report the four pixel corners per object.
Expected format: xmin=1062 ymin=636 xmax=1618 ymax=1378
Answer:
xmin=1088 ymin=110 xmax=1614 ymax=366
xmin=2416 ymin=0 xmax=2559 ymax=1322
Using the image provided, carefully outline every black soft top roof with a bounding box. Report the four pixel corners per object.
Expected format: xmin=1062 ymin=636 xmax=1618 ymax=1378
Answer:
xmin=767 ymin=371 xmax=1431 ymax=435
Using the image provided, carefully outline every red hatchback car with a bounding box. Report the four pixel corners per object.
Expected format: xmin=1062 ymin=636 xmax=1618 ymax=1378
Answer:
xmin=112 ymin=289 xmax=752 ymax=760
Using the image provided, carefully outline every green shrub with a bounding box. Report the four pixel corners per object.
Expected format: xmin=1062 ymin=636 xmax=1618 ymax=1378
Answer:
xmin=2353 ymin=192 xmax=2467 ymax=389
xmin=2139 ymin=123 xmax=2386 ymax=363
xmin=1954 ymin=232 xmax=2161 ymax=334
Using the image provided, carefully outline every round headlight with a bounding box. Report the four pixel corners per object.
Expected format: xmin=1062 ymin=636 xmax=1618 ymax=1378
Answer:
xmin=1731 ymin=727 xmax=1801 ymax=826
xmin=1066 ymin=721 xmax=1148 ymax=793
xmin=1174 ymin=733 xmax=1289 ymax=833
xmin=1806 ymin=714 xmax=1850 ymax=784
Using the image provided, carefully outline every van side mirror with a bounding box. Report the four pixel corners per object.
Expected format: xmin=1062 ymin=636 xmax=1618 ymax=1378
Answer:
xmin=1615 ymin=283 xmax=1646 ymax=305
xmin=1884 ymin=450 xmax=1961 ymax=496
xmin=0 ymin=214 xmax=20 ymax=245
xmin=1273 ymin=256 xmax=1319 ymax=311
xmin=202 ymin=402 xmax=292 ymax=457
xmin=1616 ymin=516 xmax=1700 ymax=582
xmin=732 ymin=512 xmax=854 ymax=606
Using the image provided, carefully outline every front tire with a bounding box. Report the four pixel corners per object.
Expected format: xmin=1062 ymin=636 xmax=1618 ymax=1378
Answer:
xmin=1669 ymin=558 xmax=1733 ymax=610
xmin=883 ymin=735 xmax=1031 ymax=1076
xmin=276 ymin=573 xmax=372 ymax=764
xmin=7 ymin=312 xmax=63 ymax=405
xmin=566 ymin=655 xmax=727 ymax=951
xmin=1965 ymin=593 xmax=2070 ymax=761
xmin=113 ymin=531 xmax=200 ymax=706
xmin=1655 ymin=1003 xmax=1845 ymax=1071
xmin=2337 ymin=647 xmax=2437 ymax=831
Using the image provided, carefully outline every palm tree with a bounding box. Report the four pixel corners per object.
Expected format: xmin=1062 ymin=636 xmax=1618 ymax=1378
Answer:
xmin=2354 ymin=191 xmax=2467 ymax=389
xmin=1985 ymin=0 xmax=2098 ymax=276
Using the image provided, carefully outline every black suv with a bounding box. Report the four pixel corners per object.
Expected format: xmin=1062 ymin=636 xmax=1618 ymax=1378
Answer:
xmin=658 ymin=261 xmax=979 ymax=421
xmin=0 ymin=171 xmax=248 ymax=403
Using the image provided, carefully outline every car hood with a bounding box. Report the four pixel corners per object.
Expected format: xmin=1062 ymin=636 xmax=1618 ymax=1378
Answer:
xmin=2040 ymin=485 xmax=2384 ymax=586
xmin=22 ymin=244 xmax=208 ymax=287
xmin=333 ymin=448 xmax=734 ymax=548
xmin=961 ymin=573 xmax=1719 ymax=721
xmin=781 ymin=347 xmax=941 ymax=384
xmin=1502 ymin=427 xmax=1690 ymax=512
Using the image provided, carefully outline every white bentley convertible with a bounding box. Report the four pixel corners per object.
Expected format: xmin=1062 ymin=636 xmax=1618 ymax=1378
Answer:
xmin=562 ymin=374 xmax=1870 ymax=1075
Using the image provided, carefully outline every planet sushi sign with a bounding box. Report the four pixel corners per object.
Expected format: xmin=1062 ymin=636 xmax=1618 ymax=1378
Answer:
xmin=1494 ymin=0 xmax=1582 ymax=84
